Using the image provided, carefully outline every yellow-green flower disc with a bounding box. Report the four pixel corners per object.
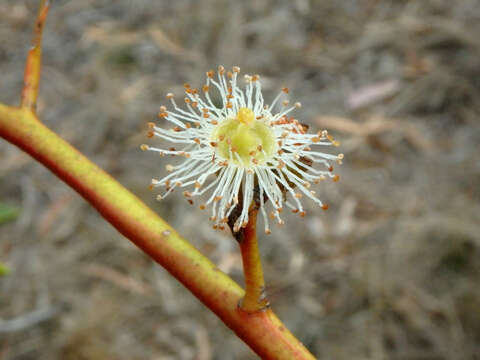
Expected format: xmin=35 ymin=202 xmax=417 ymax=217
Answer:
xmin=211 ymin=108 xmax=276 ymax=167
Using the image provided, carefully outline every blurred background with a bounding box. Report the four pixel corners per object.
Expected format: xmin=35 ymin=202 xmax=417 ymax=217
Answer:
xmin=1 ymin=0 xmax=480 ymax=359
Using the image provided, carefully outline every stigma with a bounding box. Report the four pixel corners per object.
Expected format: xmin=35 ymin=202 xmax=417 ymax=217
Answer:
xmin=236 ymin=107 xmax=255 ymax=125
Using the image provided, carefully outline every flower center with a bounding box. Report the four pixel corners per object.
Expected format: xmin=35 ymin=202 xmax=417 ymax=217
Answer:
xmin=212 ymin=107 xmax=276 ymax=167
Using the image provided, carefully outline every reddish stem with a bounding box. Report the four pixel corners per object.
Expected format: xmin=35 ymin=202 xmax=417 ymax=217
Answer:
xmin=239 ymin=206 xmax=270 ymax=313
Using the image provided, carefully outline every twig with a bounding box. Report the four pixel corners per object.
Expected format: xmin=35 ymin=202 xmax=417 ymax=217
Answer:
xmin=21 ymin=0 xmax=50 ymax=112
xmin=0 ymin=307 xmax=59 ymax=334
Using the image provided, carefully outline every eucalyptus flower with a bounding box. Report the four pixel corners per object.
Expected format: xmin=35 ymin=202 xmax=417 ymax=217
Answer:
xmin=142 ymin=66 xmax=342 ymax=234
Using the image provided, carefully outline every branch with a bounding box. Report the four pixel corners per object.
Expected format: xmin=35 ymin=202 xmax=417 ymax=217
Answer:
xmin=0 ymin=104 xmax=315 ymax=360
xmin=0 ymin=2 xmax=316 ymax=358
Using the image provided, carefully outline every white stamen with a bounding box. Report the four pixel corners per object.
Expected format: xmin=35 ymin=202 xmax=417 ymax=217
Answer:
xmin=144 ymin=66 xmax=341 ymax=233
